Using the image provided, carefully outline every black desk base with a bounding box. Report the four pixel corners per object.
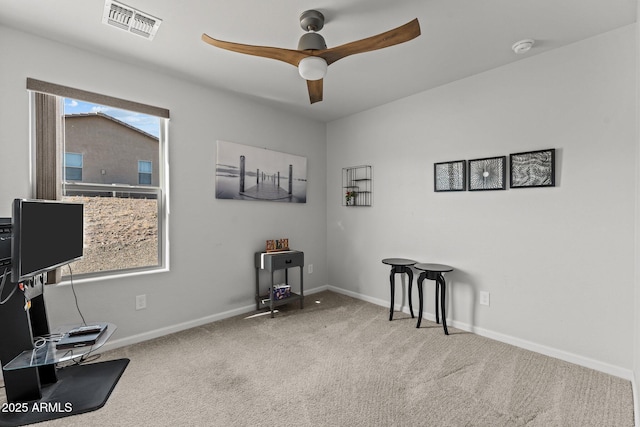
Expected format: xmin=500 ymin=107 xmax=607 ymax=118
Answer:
xmin=0 ymin=358 xmax=129 ymax=427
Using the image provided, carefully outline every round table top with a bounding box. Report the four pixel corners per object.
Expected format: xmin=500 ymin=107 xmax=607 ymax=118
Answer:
xmin=382 ymin=258 xmax=417 ymax=266
xmin=414 ymin=263 xmax=454 ymax=273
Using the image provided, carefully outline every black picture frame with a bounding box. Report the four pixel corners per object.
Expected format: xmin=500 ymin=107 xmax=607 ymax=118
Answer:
xmin=468 ymin=156 xmax=506 ymax=191
xmin=510 ymin=149 xmax=556 ymax=188
xmin=434 ymin=160 xmax=466 ymax=192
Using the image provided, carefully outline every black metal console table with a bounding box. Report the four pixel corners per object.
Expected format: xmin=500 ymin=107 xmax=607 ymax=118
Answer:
xmin=255 ymin=250 xmax=304 ymax=317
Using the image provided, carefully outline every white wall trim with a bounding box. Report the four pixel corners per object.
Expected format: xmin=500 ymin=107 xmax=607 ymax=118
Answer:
xmin=464 ymin=322 xmax=633 ymax=381
xmin=97 ymin=283 xmax=638 ymax=423
xmin=99 ymin=303 xmax=256 ymax=352
xmin=95 ymin=283 xmax=633 ymax=383
xmin=632 ymin=373 xmax=639 ymax=427
xmin=98 ymin=286 xmax=331 ymax=353
xmin=327 ymin=285 xmax=391 ymax=307
xmin=327 ymin=285 xmax=634 ymax=381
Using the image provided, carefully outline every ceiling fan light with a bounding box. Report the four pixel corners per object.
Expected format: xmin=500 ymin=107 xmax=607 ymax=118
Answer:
xmin=298 ymin=56 xmax=327 ymax=81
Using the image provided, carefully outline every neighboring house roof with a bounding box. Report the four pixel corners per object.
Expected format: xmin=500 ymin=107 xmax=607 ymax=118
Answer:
xmin=64 ymin=112 xmax=158 ymax=141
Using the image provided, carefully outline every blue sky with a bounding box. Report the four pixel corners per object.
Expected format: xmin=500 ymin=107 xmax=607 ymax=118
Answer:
xmin=64 ymin=98 xmax=160 ymax=138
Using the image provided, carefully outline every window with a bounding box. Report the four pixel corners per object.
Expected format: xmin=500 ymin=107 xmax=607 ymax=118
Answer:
xmin=65 ymin=152 xmax=83 ymax=181
xmin=27 ymin=78 xmax=169 ymax=280
xmin=138 ymin=160 xmax=152 ymax=185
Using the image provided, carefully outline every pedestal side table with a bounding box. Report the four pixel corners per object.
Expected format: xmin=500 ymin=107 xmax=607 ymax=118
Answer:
xmin=414 ymin=263 xmax=454 ymax=335
xmin=381 ymin=258 xmax=417 ymax=321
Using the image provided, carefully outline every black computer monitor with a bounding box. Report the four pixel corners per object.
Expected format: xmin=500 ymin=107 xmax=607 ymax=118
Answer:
xmin=11 ymin=199 xmax=84 ymax=282
xmin=0 ymin=218 xmax=10 ymax=269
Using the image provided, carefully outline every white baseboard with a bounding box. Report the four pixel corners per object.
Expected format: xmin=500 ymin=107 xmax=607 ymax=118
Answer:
xmin=327 ymin=285 xmax=634 ymax=382
xmin=93 ymin=284 xmax=637 ymax=424
xmin=306 ymin=285 xmax=330 ymax=294
xmin=632 ymin=373 xmax=639 ymax=427
xmin=98 ymin=285 xmax=331 ymax=353
xmin=466 ymin=323 xmax=633 ymax=381
xmin=100 ymin=303 xmax=255 ymax=352
xmin=328 ymin=285 xmax=390 ymax=307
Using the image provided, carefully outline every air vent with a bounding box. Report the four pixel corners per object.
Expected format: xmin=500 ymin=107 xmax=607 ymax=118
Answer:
xmin=102 ymin=0 xmax=162 ymax=40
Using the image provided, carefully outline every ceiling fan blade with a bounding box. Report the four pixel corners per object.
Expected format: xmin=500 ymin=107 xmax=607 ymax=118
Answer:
xmin=202 ymin=33 xmax=309 ymax=67
xmin=316 ymin=18 xmax=420 ymax=66
xmin=203 ymin=17 xmax=419 ymax=104
xmin=307 ymin=79 xmax=323 ymax=104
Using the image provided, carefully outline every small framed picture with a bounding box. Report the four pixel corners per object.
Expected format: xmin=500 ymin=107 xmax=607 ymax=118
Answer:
xmin=510 ymin=149 xmax=555 ymax=188
xmin=266 ymin=240 xmax=276 ymax=252
xmin=276 ymin=238 xmax=289 ymax=250
xmin=468 ymin=156 xmax=506 ymax=191
xmin=434 ymin=160 xmax=466 ymax=192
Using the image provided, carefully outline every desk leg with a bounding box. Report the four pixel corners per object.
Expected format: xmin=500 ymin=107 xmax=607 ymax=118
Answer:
xmin=416 ymin=272 xmax=425 ymax=328
xmin=255 ymin=267 xmax=260 ymax=310
xmin=270 ymin=270 xmax=275 ymax=318
xmin=438 ymin=274 xmax=449 ymax=335
xmin=299 ymin=266 xmax=304 ymax=309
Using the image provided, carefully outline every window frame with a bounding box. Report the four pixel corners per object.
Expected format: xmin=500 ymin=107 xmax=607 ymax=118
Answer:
xmin=27 ymin=78 xmax=170 ymax=282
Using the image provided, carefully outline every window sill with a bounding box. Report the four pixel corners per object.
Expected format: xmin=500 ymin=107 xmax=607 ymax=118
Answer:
xmin=57 ymin=265 xmax=169 ymax=286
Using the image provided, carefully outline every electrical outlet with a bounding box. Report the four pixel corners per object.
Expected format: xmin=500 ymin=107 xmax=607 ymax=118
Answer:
xmin=308 ymin=264 xmax=313 ymax=274
xmin=479 ymin=291 xmax=490 ymax=306
xmin=135 ymin=294 xmax=147 ymax=310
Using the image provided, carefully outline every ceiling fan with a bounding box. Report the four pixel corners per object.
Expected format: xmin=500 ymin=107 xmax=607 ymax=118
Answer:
xmin=201 ymin=10 xmax=421 ymax=104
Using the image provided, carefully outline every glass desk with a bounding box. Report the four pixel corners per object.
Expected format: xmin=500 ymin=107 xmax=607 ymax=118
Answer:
xmin=2 ymin=322 xmax=116 ymax=370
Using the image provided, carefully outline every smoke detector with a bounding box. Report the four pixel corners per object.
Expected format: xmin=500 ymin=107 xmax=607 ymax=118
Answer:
xmin=102 ymin=0 xmax=162 ymax=40
xmin=512 ymin=39 xmax=535 ymax=54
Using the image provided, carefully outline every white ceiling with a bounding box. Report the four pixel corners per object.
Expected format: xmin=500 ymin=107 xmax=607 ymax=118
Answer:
xmin=0 ymin=0 xmax=636 ymax=122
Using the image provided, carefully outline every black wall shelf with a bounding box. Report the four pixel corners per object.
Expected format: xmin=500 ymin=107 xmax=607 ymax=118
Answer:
xmin=343 ymin=165 xmax=372 ymax=207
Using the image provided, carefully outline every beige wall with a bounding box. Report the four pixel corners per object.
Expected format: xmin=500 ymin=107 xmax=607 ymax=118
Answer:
xmin=635 ymin=1 xmax=640 ymax=422
xmin=0 ymin=23 xmax=328 ymax=349
xmin=65 ymin=114 xmax=159 ymax=186
xmin=327 ymin=25 xmax=636 ymax=378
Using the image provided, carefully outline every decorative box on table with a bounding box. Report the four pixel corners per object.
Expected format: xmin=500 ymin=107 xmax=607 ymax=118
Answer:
xmin=271 ymin=284 xmax=291 ymax=300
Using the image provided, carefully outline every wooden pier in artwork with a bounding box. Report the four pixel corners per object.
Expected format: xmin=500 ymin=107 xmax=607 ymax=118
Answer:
xmin=241 ymin=181 xmax=292 ymax=201
xmin=238 ymin=155 xmax=294 ymax=201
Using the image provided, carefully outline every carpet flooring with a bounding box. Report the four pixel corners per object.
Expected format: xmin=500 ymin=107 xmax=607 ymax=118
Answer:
xmin=4 ymin=290 xmax=635 ymax=426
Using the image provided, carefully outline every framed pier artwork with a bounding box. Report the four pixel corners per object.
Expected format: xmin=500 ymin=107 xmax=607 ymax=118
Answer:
xmin=215 ymin=140 xmax=308 ymax=203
